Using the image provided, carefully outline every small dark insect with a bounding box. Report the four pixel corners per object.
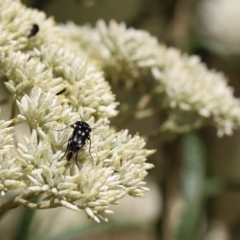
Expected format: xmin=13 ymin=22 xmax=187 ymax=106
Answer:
xmin=28 ymin=24 xmax=39 ymax=38
xmin=56 ymin=88 xmax=66 ymax=95
xmin=56 ymin=121 xmax=94 ymax=166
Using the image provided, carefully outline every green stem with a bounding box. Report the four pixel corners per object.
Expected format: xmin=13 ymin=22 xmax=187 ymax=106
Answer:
xmin=176 ymin=132 xmax=206 ymax=240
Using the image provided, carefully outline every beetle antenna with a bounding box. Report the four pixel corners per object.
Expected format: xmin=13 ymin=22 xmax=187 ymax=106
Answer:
xmin=88 ymin=138 xmax=94 ymax=163
xmin=52 ymin=126 xmax=70 ymax=131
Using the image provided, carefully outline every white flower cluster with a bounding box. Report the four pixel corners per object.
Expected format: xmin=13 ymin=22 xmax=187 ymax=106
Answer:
xmin=152 ymin=47 xmax=240 ymax=136
xmin=60 ymin=20 xmax=160 ymax=81
xmin=0 ymin=119 xmax=25 ymax=194
xmin=60 ymin=20 xmax=240 ymax=136
xmin=0 ymin=0 xmax=154 ymax=222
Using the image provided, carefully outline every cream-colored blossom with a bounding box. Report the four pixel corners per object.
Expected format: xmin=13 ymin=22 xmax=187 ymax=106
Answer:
xmin=0 ymin=119 xmax=25 ymax=195
xmin=0 ymin=0 xmax=62 ymax=50
xmin=60 ymin=20 xmax=160 ymax=81
xmin=0 ymin=0 xmax=154 ymax=222
xmin=15 ymin=115 xmax=153 ymax=222
xmin=152 ymin=47 xmax=240 ymax=136
xmin=59 ymin=20 xmax=240 ymax=136
xmin=16 ymin=87 xmax=79 ymax=128
xmin=0 ymin=51 xmax=64 ymax=97
xmin=33 ymin=43 xmax=118 ymax=118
